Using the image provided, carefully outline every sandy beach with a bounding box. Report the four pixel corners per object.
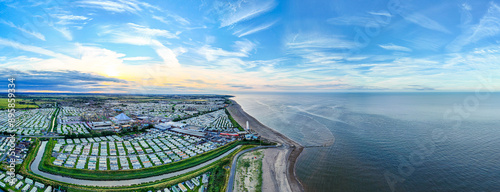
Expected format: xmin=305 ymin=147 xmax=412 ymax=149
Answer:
xmin=227 ymin=100 xmax=304 ymax=192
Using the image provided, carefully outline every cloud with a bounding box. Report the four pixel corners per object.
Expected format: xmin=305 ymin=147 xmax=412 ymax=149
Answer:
xmin=76 ymin=0 xmax=158 ymax=14
xmin=233 ymin=39 xmax=256 ymax=55
xmin=150 ymin=40 xmax=180 ymax=68
xmin=368 ymin=11 xmax=392 ymax=17
xmin=0 ymin=68 xmax=128 ymax=92
xmin=328 ymin=11 xmax=392 ymax=26
xmin=216 ymin=0 xmax=277 ymax=27
xmin=101 ymin=23 xmax=178 ymax=45
xmin=286 ymin=33 xmax=360 ymax=50
xmin=227 ymin=84 xmax=253 ymax=89
xmin=54 ymin=27 xmax=73 ymax=41
xmin=406 ymin=85 xmax=435 ymax=91
xmin=52 ymin=14 xmax=91 ymax=25
xmin=379 ymin=43 xmax=412 ymax=52
xmin=328 ymin=16 xmax=386 ymax=26
xmin=0 ymin=19 xmax=46 ymax=41
xmin=196 ymin=41 xmax=256 ymax=62
xmin=127 ymin=23 xmax=178 ymax=39
xmin=99 ymin=24 xmax=180 ymax=68
xmin=400 ymin=12 xmax=450 ymax=33
xmin=153 ymin=14 xmax=190 ymax=26
xmin=123 ymin=56 xmax=153 ymax=61
xmin=48 ymin=14 xmax=92 ymax=41
xmin=447 ymin=3 xmax=500 ymax=52
xmin=234 ymin=20 xmax=278 ymax=37
xmin=0 ymin=38 xmax=68 ymax=58
xmin=197 ymin=46 xmax=246 ymax=61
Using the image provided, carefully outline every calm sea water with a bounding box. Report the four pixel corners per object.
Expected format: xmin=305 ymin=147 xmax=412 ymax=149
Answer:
xmin=233 ymin=92 xmax=500 ymax=192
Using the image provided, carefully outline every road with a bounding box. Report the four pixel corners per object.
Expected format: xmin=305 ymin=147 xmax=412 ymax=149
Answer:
xmin=31 ymin=141 xmax=241 ymax=187
xmin=226 ymin=145 xmax=277 ymax=192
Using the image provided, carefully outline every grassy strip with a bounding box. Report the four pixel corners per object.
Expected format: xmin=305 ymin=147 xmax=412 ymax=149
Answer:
xmin=207 ymin=158 xmax=230 ymax=192
xmin=0 ymin=98 xmax=39 ymax=109
xmin=22 ymin=139 xmax=256 ymax=191
xmin=49 ymin=107 xmax=59 ymax=132
xmin=256 ymin=150 xmax=263 ymax=192
xmin=225 ymin=108 xmax=244 ymax=131
xmin=38 ymin=140 xmax=262 ymax=180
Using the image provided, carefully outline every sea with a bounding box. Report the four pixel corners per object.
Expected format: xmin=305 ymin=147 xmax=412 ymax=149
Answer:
xmin=232 ymin=92 xmax=500 ymax=192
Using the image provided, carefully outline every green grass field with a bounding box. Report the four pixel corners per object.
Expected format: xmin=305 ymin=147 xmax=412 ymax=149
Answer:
xmin=0 ymin=98 xmax=39 ymax=109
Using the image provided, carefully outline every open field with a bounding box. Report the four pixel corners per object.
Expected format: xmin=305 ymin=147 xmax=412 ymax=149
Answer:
xmin=0 ymin=98 xmax=39 ymax=109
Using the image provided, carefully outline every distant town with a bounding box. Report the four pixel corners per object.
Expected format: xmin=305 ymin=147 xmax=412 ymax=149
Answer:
xmin=0 ymin=94 xmax=266 ymax=192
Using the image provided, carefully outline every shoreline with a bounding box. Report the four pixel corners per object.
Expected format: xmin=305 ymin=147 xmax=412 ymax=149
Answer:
xmin=227 ymin=99 xmax=305 ymax=192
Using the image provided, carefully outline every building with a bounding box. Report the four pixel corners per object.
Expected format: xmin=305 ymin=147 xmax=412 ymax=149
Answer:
xmin=170 ymin=128 xmax=206 ymax=137
xmin=89 ymin=121 xmax=113 ymax=130
xmin=113 ymin=113 xmax=132 ymax=124
xmin=155 ymin=122 xmax=187 ymax=130
xmin=220 ymin=132 xmax=239 ymax=137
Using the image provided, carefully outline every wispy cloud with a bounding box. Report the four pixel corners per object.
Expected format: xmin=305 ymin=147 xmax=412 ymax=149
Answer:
xmin=99 ymin=23 xmax=180 ymax=68
xmin=52 ymin=14 xmax=91 ymax=25
xmin=447 ymin=2 xmax=500 ymax=52
xmin=216 ymin=0 xmax=277 ymax=27
xmin=233 ymin=39 xmax=256 ymax=55
xmin=286 ymin=33 xmax=360 ymax=50
xmin=0 ymin=68 xmax=128 ymax=92
xmin=197 ymin=46 xmax=247 ymax=61
xmin=150 ymin=40 xmax=180 ymax=68
xmin=368 ymin=11 xmax=392 ymax=17
xmin=234 ymin=20 xmax=278 ymax=37
xmin=127 ymin=23 xmax=178 ymax=39
xmin=0 ymin=38 xmax=66 ymax=58
xmin=76 ymin=0 xmax=158 ymax=14
xmin=48 ymin=13 xmax=92 ymax=41
xmin=400 ymin=12 xmax=450 ymax=33
xmin=100 ymin=23 xmax=178 ymax=45
xmin=0 ymin=19 xmax=46 ymax=41
xmin=328 ymin=11 xmax=391 ymax=26
xmin=123 ymin=56 xmax=153 ymax=61
xmin=153 ymin=14 xmax=190 ymax=26
xmin=379 ymin=43 xmax=412 ymax=52
xmin=328 ymin=16 xmax=386 ymax=26
xmin=54 ymin=27 xmax=73 ymax=41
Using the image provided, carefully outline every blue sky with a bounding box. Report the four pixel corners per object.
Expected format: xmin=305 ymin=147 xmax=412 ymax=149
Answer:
xmin=0 ymin=0 xmax=499 ymax=93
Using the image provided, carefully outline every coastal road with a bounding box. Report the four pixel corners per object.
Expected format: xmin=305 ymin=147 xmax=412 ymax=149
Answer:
xmin=226 ymin=145 xmax=277 ymax=192
xmin=31 ymin=141 xmax=241 ymax=187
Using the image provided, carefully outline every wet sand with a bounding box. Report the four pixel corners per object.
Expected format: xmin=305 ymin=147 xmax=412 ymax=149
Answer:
xmin=227 ymin=100 xmax=304 ymax=192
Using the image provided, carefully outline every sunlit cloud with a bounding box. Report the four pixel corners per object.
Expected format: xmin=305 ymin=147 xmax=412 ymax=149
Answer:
xmin=0 ymin=0 xmax=499 ymax=93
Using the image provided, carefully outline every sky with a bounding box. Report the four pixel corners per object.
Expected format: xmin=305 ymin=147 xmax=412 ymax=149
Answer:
xmin=0 ymin=0 xmax=499 ymax=93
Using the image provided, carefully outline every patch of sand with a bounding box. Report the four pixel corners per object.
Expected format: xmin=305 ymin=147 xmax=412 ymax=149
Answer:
xmin=235 ymin=150 xmax=264 ymax=192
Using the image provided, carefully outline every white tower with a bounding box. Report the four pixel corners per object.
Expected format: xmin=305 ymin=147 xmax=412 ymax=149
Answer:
xmin=246 ymin=121 xmax=249 ymax=130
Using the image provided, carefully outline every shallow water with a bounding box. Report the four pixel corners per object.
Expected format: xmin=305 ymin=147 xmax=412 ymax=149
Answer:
xmin=233 ymin=92 xmax=500 ymax=192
